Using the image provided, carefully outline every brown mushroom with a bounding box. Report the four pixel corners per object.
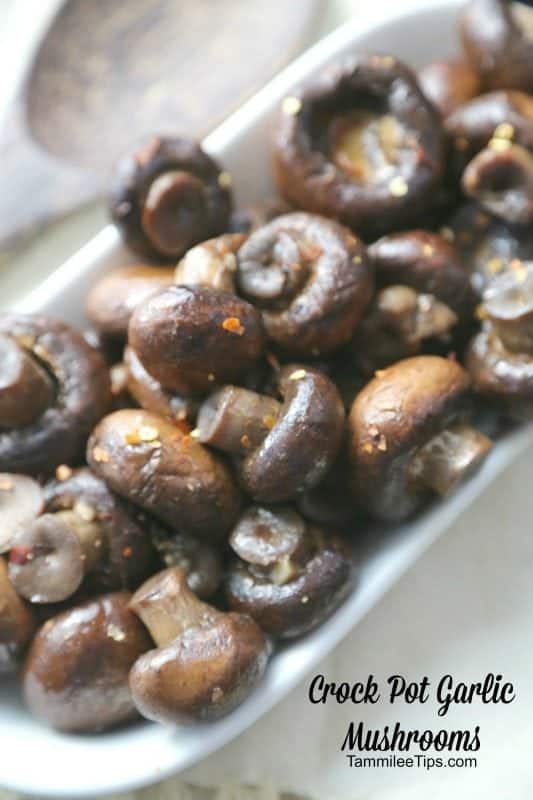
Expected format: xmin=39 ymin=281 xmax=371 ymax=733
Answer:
xmin=128 ymin=285 xmax=265 ymax=397
xmin=236 ymin=213 xmax=373 ymax=356
xmin=128 ymin=567 xmax=269 ymax=723
xmin=462 ymin=142 xmax=533 ymax=225
xmin=224 ymin=506 xmax=352 ymax=638
xmin=273 ymin=54 xmax=445 ymax=238
xmin=0 ymin=558 xmax=37 ymax=675
xmin=23 ymin=592 xmax=152 ymax=732
xmin=124 ymin=346 xmax=197 ymax=424
xmin=110 ymin=136 xmax=232 ymax=261
xmin=175 ymin=233 xmax=246 ymax=293
xmin=86 ymin=265 xmax=175 ymax=340
xmin=418 ymin=59 xmax=481 ymax=117
xmin=151 ymin=529 xmax=223 ymax=600
xmin=197 ymin=365 xmax=345 ymax=503
xmin=87 ymin=409 xmax=240 ymax=540
xmin=8 ymin=468 xmax=158 ymax=604
xmin=349 ymin=356 xmax=492 ymax=521
xmin=0 ymin=315 xmax=112 ymax=477
xmin=0 ymin=473 xmax=44 ymax=553
xmin=460 ymin=0 xmax=533 ymax=92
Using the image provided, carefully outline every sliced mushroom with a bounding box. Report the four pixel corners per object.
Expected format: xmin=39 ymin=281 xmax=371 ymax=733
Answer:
xmin=9 ymin=468 xmax=158 ymax=604
xmin=0 ymin=558 xmax=36 ymax=675
xmin=175 ymin=233 xmax=246 ymax=292
xmin=197 ymin=365 xmax=345 ymax=503
xmin=349 ymin=356 xmax=492 ymax=521
xmin=128 ymin=285 xmax=265 ymax=397
xmin=129 ymin=568 xmax=270 ymax=723
xmin=86 ymin=265 xmax=175 ymax=340
xmin=110 ymin=136 xmax=232 ymax=261
xmin=462 ymin=142 xmax=533 ymax=225
xmin=0 ymin=474 xmax=43 ymax=553
xmin=236 ymin=213 xmax=373 ymax=356
xmin=87 ymin=409 xmax=240 ymax=540
xmin=23 ymin=592 xmax=152 ymax=731
xmin=225 ymin=506 xmax=352 ymax=638
xmin=0 ymin=315 xmax=112 ymax=477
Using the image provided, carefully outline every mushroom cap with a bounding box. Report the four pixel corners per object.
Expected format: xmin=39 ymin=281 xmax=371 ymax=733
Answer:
xmin=273 ymin=54 xmax=445 ymax=238
xmin=86 ymin=265 xmax=175 ymax=339
xmin=128 ymin=285 xmax=265 ymax=397
xmin=0 ymin=315 xmax=112 ymax=477
xmin=109 ymin=136 xmax=232 ymax=261
xmin=241 ymin=366 xmax=345 ymax=503
xmin=87 ymin=409 xmax=240 ymax=540
xmin=460 ymin=0 xmax=533 ymax=92
xmin=43 ymin=467 xmax=158 ymax=592
xmin=349 ymin=355 xmax=471 ymax=521
xmin=129 ymin=612 xmax=269 ymax=724
xmin=23 ymin=592 xmax=152 ymax=732
xmin=0 ymin=558 xmax=36 ymax=675
xmin=0 ymin=473 xmax=43 ymax=553
xmin=417 ymin=58 xmax=480 ymax=117
xmin=236 ymin=213 xmax=373 ymax=356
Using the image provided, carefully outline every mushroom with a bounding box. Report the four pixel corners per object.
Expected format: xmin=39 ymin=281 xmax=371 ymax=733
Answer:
xmin=128 ymin=285 xmax=265 ymax=397
xmin=418 ymin=58 xmax=481 ymax=117
xmin=0 ymin=315 xmax=112 ymax=476
xmin=197 ymin=365 xmax=345 ymax=503
xmin=297 ymin=447 xmax=360 ymax=528
xmin=151 ymin=529 xmax=223 ymax=600
xmin=224 ymin=506 xmax=352 ymax=638
xmin=128 ymin=567 xmax=270 ymax=724
xmin=175 ymin=232 xmax=246 ymax=292
xmin=467 ymin=262 xmax=533 ymax=418
xmin=87 ymin=409 xmax=241 ymax=540
xmin=236 ymin=213 xmax=373 ymax=356
xmin=273 ymin=54 xmax=445 ymax=238
xmin=86 ymin=264 xmax=175 ymax=341
xmin=0 ymin=558 xmax=36 ymax=675
xmin=124 ymin=346 xmax=197 ymax=424
xmin=8 ymin=468 xmax=158 ymax=604
xmin=460 ymin=0 xmax=533 ymax=92
xmin=0 ymin=473 xmax=44 ymax=553
xmin=462 ymin=142 xmax=533 ymax=225
xmin=23 ymin=592 xmax=152 ymax=732
xmin=348 ymin=356 xmax=492 ymax=521
xmin=110 ymin=135 xmax=233 ymax=261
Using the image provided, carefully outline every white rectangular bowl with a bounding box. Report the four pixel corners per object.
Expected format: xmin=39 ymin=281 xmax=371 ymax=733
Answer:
xmin=2 ymin=1 xmax=533 ymax=796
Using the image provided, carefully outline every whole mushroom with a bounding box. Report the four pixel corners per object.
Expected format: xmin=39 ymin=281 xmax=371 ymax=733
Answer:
xmin=197 ymin=365 xmax=345 ymax=503
xmin=128 ymin=285 xmax=265 ymax=397
xmin=129 ymin=567 xmax=270 ymax=724
xmin=236 ymin=213 xmax=373 ymax=356
xmin=9 ymin=468 xmax=158 ymax=604
xmin=349 ymin=356 xmax=492 ymax=521
xmin=0 ymin=315 xmax=112 ymax=476
xmin=0 ymin=558 xmax=36 ymax=675
xmin=87 ymin=409 xmax=240 ymax=540
xmin=224 ymin=506 xmax=353 ymax=638
xmin=23 ymin=592 xmax=152 ymax=732
xmin=273 ymin=54 xmax=445 ymax=238
xmin=110 ymin=136 xmax=232 ymax=261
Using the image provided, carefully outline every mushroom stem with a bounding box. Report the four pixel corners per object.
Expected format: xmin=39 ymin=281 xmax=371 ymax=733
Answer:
xmin=409 ymin=423 xmax=492 ymax=496
xmin=0 ymin=335 xmax=55 ymax=428
xmin=9 ymin=509 xmax=105 ymax=603
xmin=197 ymin=386 xmax=281 ymax=456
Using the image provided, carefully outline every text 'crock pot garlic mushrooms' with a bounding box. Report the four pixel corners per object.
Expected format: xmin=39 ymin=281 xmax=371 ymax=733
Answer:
xmin=460 ymin=0 xmax=533 ymax=92
xmin=128 ymin=285 xmax=265 ymax=397
xmin=273 ymin=55 xmax=445 ymax=238
xmin=23 ymin=592 xmax=152 ymax=732
xmin=87 ymin=409 xmax=240 ymax=540
xmin=467 ymin=262 xmax=533 ymax=419
xmin=224 ymin=505 xmax=353 ymax=639
xmin=128 ymin=567 xmax=270 ymax=724
xmin=349 ymin=356 xmax=492 ymax=522
xmin=109 ymin=136 xmax=233 ymax=261
xmin=197 ymin=365 xmax=345 ymax=503
xmin=0 ymin=315 xmax=112 ymax=476
xmin=9 ymin=468 xmax=157 ymax=604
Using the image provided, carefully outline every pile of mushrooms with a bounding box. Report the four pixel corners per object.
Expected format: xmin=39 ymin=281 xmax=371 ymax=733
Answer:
xmin=1 ymin=0 xmax=532 ymax=734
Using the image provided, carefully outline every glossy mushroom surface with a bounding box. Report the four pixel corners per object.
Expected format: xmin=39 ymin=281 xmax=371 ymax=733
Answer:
xmin=124 ymin=346 xmax=197 ymax=424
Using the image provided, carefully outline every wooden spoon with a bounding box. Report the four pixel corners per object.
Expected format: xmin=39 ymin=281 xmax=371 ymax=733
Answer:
xmin=0 ymin=0 xmax=317 ymax=259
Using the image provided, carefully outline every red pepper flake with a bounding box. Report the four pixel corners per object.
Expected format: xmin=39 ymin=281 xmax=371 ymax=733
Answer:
xmin=10 ymin=546 xmax=33 ymax=566
xmin=122 ymin=546 xmax=133 ymax=558
xmin=222 ymin=317 xmax=245 ymax=336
